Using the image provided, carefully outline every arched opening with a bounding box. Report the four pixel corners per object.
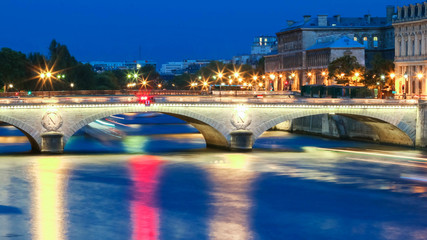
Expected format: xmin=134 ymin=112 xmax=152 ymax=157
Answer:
xmin=64 ymin=111 xmax=228 ymax=153
xmin=254 ymin=113 xmax=413 ymax=150
xmin=0 ymin=121 xmax=39 ymax=154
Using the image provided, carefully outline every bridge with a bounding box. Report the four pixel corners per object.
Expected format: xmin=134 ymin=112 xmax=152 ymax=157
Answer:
xmin=0 ymin=95 xmax=425 ymax=153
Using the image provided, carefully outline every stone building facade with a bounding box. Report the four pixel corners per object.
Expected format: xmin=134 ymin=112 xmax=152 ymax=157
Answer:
xmin=265 ymin=6 xmax=395 ymax=91
xmin=394 ymin=2 xmax=427 ymax=99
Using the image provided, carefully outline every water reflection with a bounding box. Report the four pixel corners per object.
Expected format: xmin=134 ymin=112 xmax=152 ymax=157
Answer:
xmin=129 ymin=156 xmax=164 ymax=240
xmin=206 ymin=154 xmax=257 ymax=240
xmin=31 ymin=157 xmax=68 ymax=240
xmin=157 ymin=163 xmax=212 ymax=240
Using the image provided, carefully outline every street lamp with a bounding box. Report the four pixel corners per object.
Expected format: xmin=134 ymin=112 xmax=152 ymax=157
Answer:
xmin=70 ymin=83 xmax=74 ymax=88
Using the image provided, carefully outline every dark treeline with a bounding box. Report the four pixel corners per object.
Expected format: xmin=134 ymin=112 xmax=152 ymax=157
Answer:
xmin=0 ymin=39 xmax=265 ymax=92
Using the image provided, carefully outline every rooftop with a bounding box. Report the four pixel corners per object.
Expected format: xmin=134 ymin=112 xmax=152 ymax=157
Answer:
xmin=307 ymin=36 xmax=364 ymax=50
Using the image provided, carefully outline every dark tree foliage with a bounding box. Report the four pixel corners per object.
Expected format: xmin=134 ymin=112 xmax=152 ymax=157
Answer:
xmin=363 ymin=54 xmax=395 ymax=88
xmin=328 ymin=55 xmax=365 ymax=85
xmin=0 ymin=48 xmax=28 ymax=91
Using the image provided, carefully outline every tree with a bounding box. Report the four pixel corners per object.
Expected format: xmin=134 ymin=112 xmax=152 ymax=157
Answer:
xmin=363 ymin=54 xmax=394 ymax=88
xmin=0 ymin=48 xmax=28 ymax=91
xmin=328 ymin=55 xmax=365 ymax=85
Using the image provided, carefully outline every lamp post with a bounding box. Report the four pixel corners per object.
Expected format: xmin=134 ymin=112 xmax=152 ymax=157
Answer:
xmin=269 ymin=74 xmax=276 ymax=91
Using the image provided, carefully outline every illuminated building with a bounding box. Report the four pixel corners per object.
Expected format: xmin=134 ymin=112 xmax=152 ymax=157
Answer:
xmin=265 ymin=6 xmax=396 ymax=90
xmin=394 ymin=1 xmax=427 ymax=99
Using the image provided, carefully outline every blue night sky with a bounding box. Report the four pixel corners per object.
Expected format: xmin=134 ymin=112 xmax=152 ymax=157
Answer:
xmin=0 ymin=0 xmax=418 ymax=65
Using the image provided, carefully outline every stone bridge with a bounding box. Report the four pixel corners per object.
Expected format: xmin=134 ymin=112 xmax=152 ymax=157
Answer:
xmin=0 ymin=97 xmax=426 ymax=153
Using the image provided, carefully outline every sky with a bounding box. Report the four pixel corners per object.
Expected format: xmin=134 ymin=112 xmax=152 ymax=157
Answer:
xmin=0 ymin=0 xmax=419 ymax=66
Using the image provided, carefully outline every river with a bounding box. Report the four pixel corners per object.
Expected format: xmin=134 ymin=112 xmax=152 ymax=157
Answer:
xmin=0 ymin=113 xmax=426 ymax=239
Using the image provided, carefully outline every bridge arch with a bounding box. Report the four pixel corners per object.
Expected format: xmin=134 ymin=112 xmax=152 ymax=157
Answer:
xmin=0 ymin=115 xmax=40 ymax=152
xmin=63 ymin=106 xmax=229 ymax=149
xmin=253 ymin=109 xmax=415 ymax=146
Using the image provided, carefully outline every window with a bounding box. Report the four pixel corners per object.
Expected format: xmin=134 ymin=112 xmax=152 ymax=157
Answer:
xmin=413 ymin=40 xmax=416 ymax=56
xmin=363 ymin=37 xmax=368 ymax=48
xmin=373 ymin=37 xmax=378 ymax=48
xmin=354 ymin=37 xmax=358 ymax=42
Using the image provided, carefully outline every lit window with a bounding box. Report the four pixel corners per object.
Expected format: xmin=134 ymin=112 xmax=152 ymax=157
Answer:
xmin=373 ymin=36 xmax=378 ymax=48
xmin=265 ymin=38 xmax=268 ymax=42
xmin=363 ymin=37 xmax=368 ymax=48
xmin=354 ymin=37 xmax=358 ymax=42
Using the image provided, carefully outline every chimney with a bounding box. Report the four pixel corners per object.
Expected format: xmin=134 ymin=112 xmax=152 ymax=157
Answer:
xmin=287 ymin=20 xmax=295 ymax=26
xmin=303 ymin=15 xmax=311 ymax=22
xmin=334 ymin=15 xmax=341 ymax=24
xmin=386 ymin=5 xmax=394 ymax=23
xmin=318 ymin=15 xmax=328 ymax=27
xmin=364 ymin=14 xmax=371 ymax=24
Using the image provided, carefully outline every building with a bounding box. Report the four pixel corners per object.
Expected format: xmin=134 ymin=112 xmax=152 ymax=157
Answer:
xmin=160 ymin=60 xmax=211 ymax=76
xmin=232 ymin=35 xmax=277 ymax=67
xmin=265 ymin=6 xmax=395 ymax=91
xmin=87 ymin=60 xmax=156 ymax=72
xmin=393 ymin=2 xmax=427 ymax=99
xmin=251 ymin=35 xmax=277 ymax=55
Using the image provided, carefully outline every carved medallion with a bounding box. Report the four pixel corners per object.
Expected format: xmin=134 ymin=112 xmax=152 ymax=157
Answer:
xmin=42 ymin=111 xmax=63 ymax=131
xmin=231 ymin=110 xmax=251 ymax=130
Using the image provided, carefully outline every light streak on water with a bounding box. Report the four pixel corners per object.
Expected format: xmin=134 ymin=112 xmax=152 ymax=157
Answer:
xmin=31 ymin=157 xmax=68 ymax=240
xmin=129 ymin=156 xmax=164 ymax=240
xmin=207 ymin=154 xmax=257 ymax=240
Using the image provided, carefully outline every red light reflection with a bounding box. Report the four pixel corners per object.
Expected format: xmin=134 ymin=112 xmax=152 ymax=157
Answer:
xmin=129 ymin=156 xmax=164 ymax=240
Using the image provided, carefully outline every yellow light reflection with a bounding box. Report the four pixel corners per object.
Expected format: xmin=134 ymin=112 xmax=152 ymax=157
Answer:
xmin=32 ymin=157 xmax=68 ymax=240
xmin=207 ymin=154 xmax=256 ymax=240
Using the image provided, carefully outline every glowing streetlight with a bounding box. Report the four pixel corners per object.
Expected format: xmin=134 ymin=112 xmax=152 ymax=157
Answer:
xmin=218 ymin=73 xmax=223 ymax=78
xmin=253 ymin=76 xmax=258 ymax=81
xmin=380 ymin=75 xmax=385 ymax=80
xmin=308 ymin=72 xmax=312 ymax=77
xmin=418 ymin=73 xmax=424 ymax=79
xmin=234 ymin=72 xmax=239 ymax=78
xmin=158 ymin=84 xmax=162 ymax=89
xmin=70 ymin=83 xmax=74 ymax=88
xmin=322 ymin=71 xmax=326 ymax=76
xmin=269 ymin=74 xmax=276 ymax=80
xmin=8 ymin=84 xmax=13 ymax=89
xmin=238 ymin=77 xmax=243 ymax=83
xmin=291 ymin=73 xmax=296 ymax=77
xmin=390 ymin=73 xmax=395 ymax=79
xmin=258 ymin=82 xmax=263 ymax=87
xmin=354 ymin=72 xmax=360 ymax=78
xmin=40 ymin=73 xmax=46 ymax=79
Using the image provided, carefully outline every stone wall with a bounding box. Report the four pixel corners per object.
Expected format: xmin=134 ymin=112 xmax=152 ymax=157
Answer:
xmin=270 ymin=114 xmax=416 ymax=146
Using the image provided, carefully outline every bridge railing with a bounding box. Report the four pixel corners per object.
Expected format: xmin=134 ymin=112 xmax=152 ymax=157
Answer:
xmin=0 ymin=94 xmax=420 ymax=106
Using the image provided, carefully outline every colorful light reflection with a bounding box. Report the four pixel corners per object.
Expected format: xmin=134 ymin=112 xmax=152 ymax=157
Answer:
xmin=31 ymin=157 xmax=68 ymax=240
xmin=129 ymin=156 xmax=164 ymax=240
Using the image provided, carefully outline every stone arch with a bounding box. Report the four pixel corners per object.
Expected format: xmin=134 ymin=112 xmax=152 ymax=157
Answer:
xmin=253 ymin=109 xmax=415 ymax=146
xmin=63 ymin=106 xmax=229 ymax=149
xmin=0 ymin=115 xmax=40 ymax=152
